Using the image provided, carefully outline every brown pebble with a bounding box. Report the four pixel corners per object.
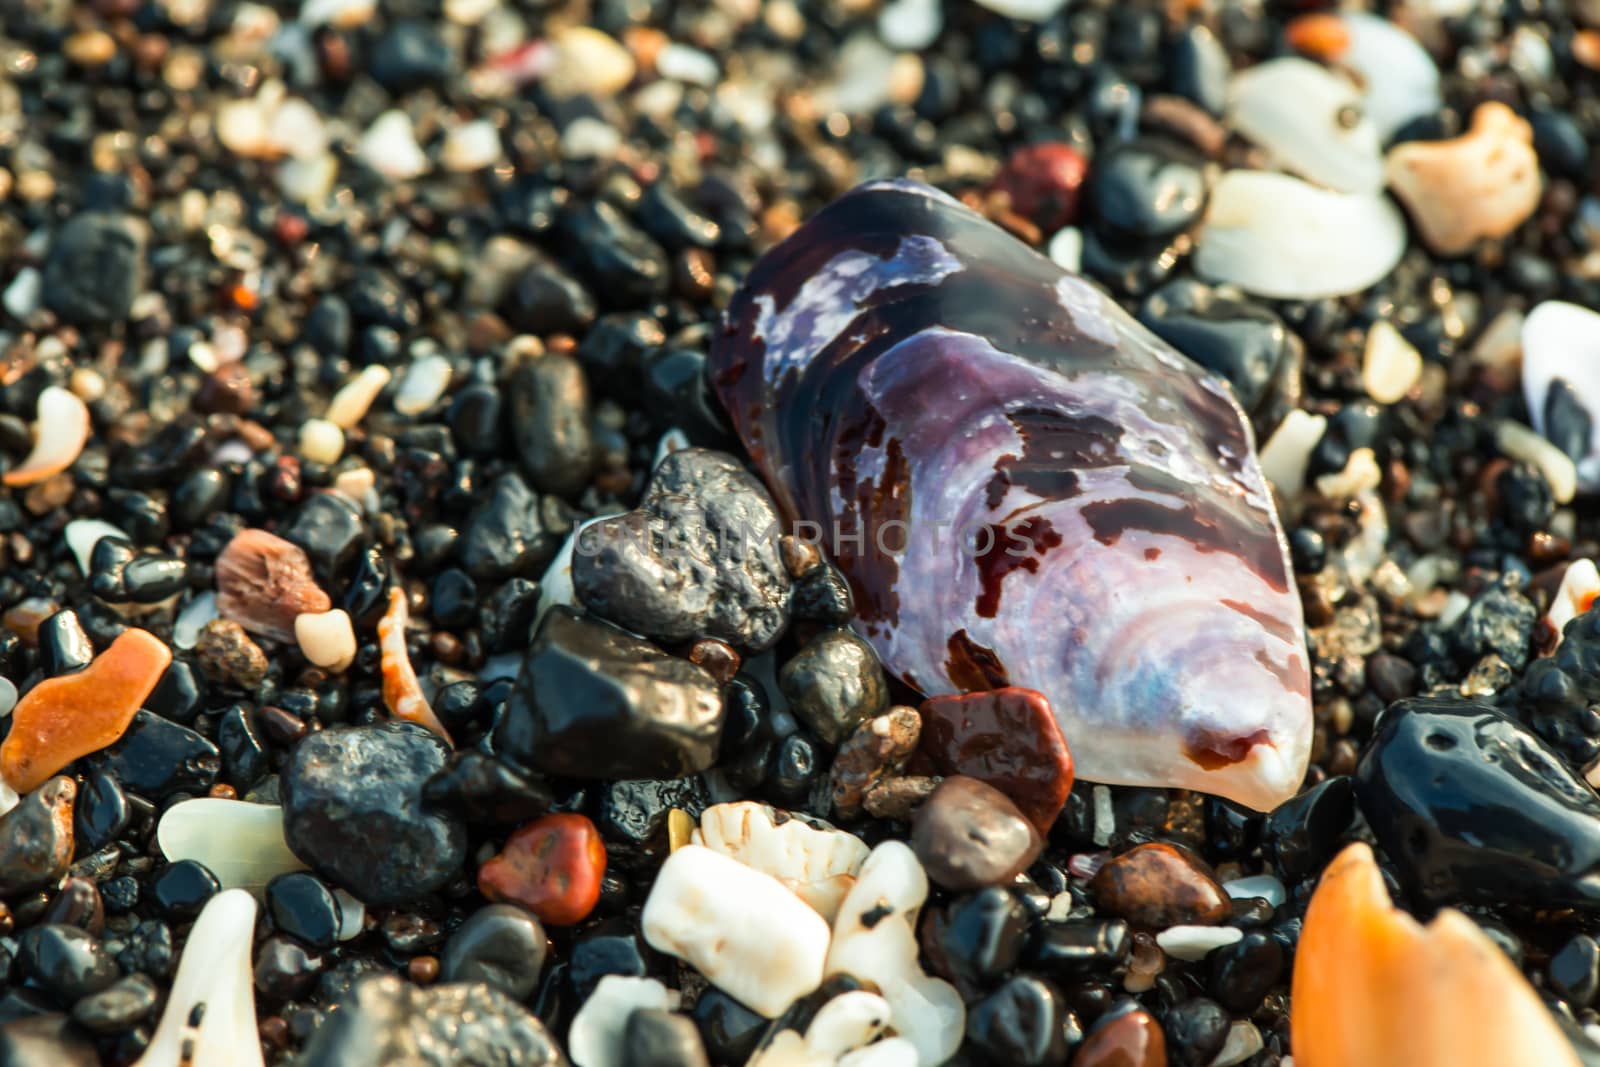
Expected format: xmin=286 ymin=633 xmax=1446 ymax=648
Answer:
xmin=688 ymin=638 xmax=741 ymax=686
xmin=258 ymin=705 xmax=309 ymax=746
xmin=862 ymin=775 xmax=939 ymax=821
xmin=408 ymin=955 xmax=440 ymax=984
xmin=779 ymin=534 xmax=822 ymax=579
xmin=830 ymin=706 xmax=921 ymax=819
xmin=1072 ymin=1007 xmax=1168 ymax=1067
xmin=3 ymin=598 xmax=59 ymax=644
xmin=0 ymin=776 xmax=76 ymax=896
xmin=209 ymin=783 xmax=238 ymax=800
xmin=1141 ymin=93 xmax=1227 ymax=158
xmin=195 ymin=617 xmax=270 ymax=689
xmin=194 ymin=363 xmax=256 ymax=415
xmin=65 ymin=30 xmax=117 ymax=66
xmin=910 ymin=775 xmax=1043 ymax=891
xmin=1091 ymin=842 xmax=1231 ymax=928
xmin=23 ymin=474 xmax=75 ymax=515
xmin=214 ymin=528 xmax=333 ymax=643
xmin=259 ymin=1016 xmax=290 ymax=1049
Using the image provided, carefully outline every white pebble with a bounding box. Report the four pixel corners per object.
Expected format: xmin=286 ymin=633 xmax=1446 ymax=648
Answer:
xmin=444 ymin=0 xmax=496 ymax=23
xmin=1091 ymin=785 xmax=1114 ymax=847
xmin=0 ymin=676 xmax=16 ymax=718
xmin=1195 ymin=171 xmax=1405 ymax=300
xmin=838 ymin=1038 xmax=920 ymax=1067
xmin=295 ymin=609 xmax=356 ymax=672
xmin=1522 ymin=300 xmax=1600 ymax=492
xmin=543 ymin=26 xmax=635 ymax=99
xmin=334 ymin=889 xmax=364 ymax=940
xmin=358 ymin=110 xmax=428 ymax=181
xmin=805 ymin=991 xmax=892 ymax=1059
xmin=65 ymin=518 xmax=128 ymax=575
xmin=877 ymin=0 xmax=942 ymax=51
xmin=1497 ymin=419 xmax=1578 ymax=505
xmin=1334 ymin=13 xmax=1441 ymax=140
xmin=642 ymin=845 xmax=830 ymax=1018
xmin=157 ymin=798 xmax=307 ymax=890
xmin=1472 ymin=307 xmax=1525 ymax=369
xmin=174 ymin=592 xmax=220 ymax=650
xmin=132 ymin=890 xmax=262 ymax=1067
xmin=693 ymin=802 xmax=869 ymax=922
xmin=325 ymin=365 xmax=392 ymax=428
xmin=1223 ymin=874 xmax=1287 ymax=909
xmin=1047 ymin=227 xmax=1083 ymax=273
xmin=569 ymin=975 xmax=674 ymax=1067
xmin=1156 ymin=925 xmax=1243 ymax=962
xmin=1362 ymin=320 xmax=1422 ymax=404
xmin=1546 ymin=560 xmax=1600 ymax=646
xmin=3 ymin=267 xmax=41 ymax=319
xmin=298 ymin=418 xmax=345 ymax=465
xmin=1226 ymin=58 xmax=1382 ymax=194
xmin=394 ymin=354 xmax=453 ymax=415
xmin=299 ymin=0 xmax=374 ymax=28
xmin=651 ymin=428 xmax=690 ymax=471
xmin=277 ymin=152 xmax=338 ymax=207
xmin=1259 ymin=410 xmax=1328 ymax=498
xmin=826 ymin=842 xmax=964 ymax=1066
xmin=657 ymin=43 xmax=719 ymax=86
xmin=441 ymin=119 xmax=501 ymax=172
xmin=561 ymin=117 xmax=622 ymax=160
xmin=1209 ymin=1021 xmax=1265 ymax=1067
xmin=1314 ymin=446 xmax=1381 ymax=499
xmin=971 ymin=0 xmax=1065 ymax=21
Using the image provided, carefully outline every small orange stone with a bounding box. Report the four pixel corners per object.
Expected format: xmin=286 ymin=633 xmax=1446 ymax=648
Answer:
xmin=378 ymin=588 xmax=453 ymax=746
xmin=0 ymin=628 xmax=173 ymax=792
xmin=478 ymin=813 xmax=607 ymax=927
xmin=1286 ymin=13 xmax=1351 ymax=61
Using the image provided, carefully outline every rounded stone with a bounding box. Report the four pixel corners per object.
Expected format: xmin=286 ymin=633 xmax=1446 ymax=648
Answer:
xmin=910 ymin=776 xmax=1044 ymax=891
xmin=440 ymin=904 xmax=549 ymax=1000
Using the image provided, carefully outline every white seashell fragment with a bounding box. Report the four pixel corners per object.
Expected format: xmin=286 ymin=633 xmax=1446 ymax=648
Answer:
xmin=569 ymin=975 xmax=674 ymax=1067
xmin=1047 ymin=227 xmax=1083 ymax=273
xmin=642 ymin=845 xmax=830 ymax=1018
xmin=173 ymin=592 xmax=220 ymax=650
xmin=839 ymin=1039 xmax=920 ymax=1067
xmin=334 ymin=889 xmax=364 ymax=940
xmin=1156 ymin=925 xmax=1243 ymax=961
xmin=1497 ymin=419 xmax=1577 ymax=505
xmin=825 ymin=842 xmax=964 ymax=1066
xmin=1210 ymin=1021 xmax=1265 ymax=1067
xmin=537 ymin=516 xmax=615 ymax=626
xmin=295 ymin=609 xmax=356 ymax=672
xmin=651 ymin=428 xmax=690 ymax=472
xmin=877 ymin=0 xmax=942 ymax=51
xmin=326 ymin=365 xmax=392 ymax=428
xmin=133 ymin=889 xmax=263 ymax=1067
xmin=1259 ymin=410 xmax=1328 ymax=498
xmin=157 ymin=798 xmax=307 ymax=890
xmin=1314 ymin=447 xmax=1381 ymax=500
xmin=971 ymin=0 xmax=1065 ymax=22
xmin=805 ymin=991 xmax=893 ymax=1060
xmin=692 ymin=802 xmax=869 ymax=922
xmin=298 ymin=418 xmax=345 ymax=465
xmin=393 ymin=354 xmax=453 ymax=415
xmin=65 ymin=519 xmax=128 ymax=575
xmin=4 ymin=385 xmax=90 ymax=487
xmin=1328 ymin=13 xmax=1441 ymax=140
xmin=1195 ymin=171 xmax=1404 ymax=300
xmin=1226 ymin=58 xmax=1383 ymax=193
xmin=440 ymin=119 xmax=502 ymax=172
xmin=0 ymin=676 xmax=16 ymax=718
xmin=3 ymin=267 xmax=41 ymax=319
xmin=358 ymin=110 xmax=429 ymax=181
xmin=1362 ymin=321 xmax=1422 ymax=404
xmin=1546 ymin=560 xmax=1600 ymax=647
xmin=1224 ymin=874 xmax=1287 ymax=909
xmin=0 ymin=779 xmax=17 ymax=818
xmin=1522 ymin=301 xmax=1600 ymax=492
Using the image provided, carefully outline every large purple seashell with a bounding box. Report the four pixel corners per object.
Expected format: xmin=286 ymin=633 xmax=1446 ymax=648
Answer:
xmin=709 ymin=180 xmax=1311 ymax=811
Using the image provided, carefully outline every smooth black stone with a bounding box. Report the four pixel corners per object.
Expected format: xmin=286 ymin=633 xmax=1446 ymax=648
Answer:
xmin=1024 ymin=919 xmax=1132 ymax=978
xmin=561 ymin=200 xmax=671 ymax=306
xmin=459 ymin=473 xmax=556 ymax=581
xmin=431 ymin=681 xmax=484 ymax=731
xmin=423 ymin=750 xmax=553 ymax=825
xmin=281 ymin=723 xmax=466 ymax=906
xmin=87 ymin=538 xmax=136 ymax=601
xmin=120 ymin=557 xmax=186 ymax=603
xmin=254 ymin=935 xmax=324 ymax=1001
xmin=430 ymin=569 xmax=478 ymax=631
xmin=38 ymin=610 xmax=93 ymax=677
xmin=1169 ymin=24 xmax=1229 ymax=115
xmin=1139 ymin=279 xmax=1296 ymax=412
xmin=16 ymin=926 xmax=119 ymax=1000
xmin=297 ymin=975 xmax=564 ymax=1067
xmin=95 ymin=710 xmax=220 ymax=799
xmin=69 ymin=974 xmax=157 ymax=1035
xmin=111 ymin=920 xmax=172 ymax=978
xmin=439 ymin=905 xmax=548 ymax=1000
xmin=42 ymin=879 xmax=104 ymax=937
xmin=1206 ymin=930 xmax=1283 ymax=1013
xmin=217 ymin=704 xmax=269 ymax=788
xmin=506 ymin=251 xmax=597 ymax=335
xmin=921 ymin=887 xmax=1031 ymax=995
xmin=623 ymin=1008 xmax=711 ymax=1067
xmin=347 ymin=269 xmax=417 ymax=331
xmin=282 ymin=493 xmax=367 ymax=583
xmin=789 ymin=563 xmax=854 ymax=626
xmin=145 ymin=658 xmax=206 ymax=724
xmin=509 ymin=355 xmax=593 ymax=499
xmin=370 ymin=20 xmax=455 ymax=91
xmin=1531 ymin=109 xmax=1590 ymax=179
xmin=496 ymin=606 xmax=723 ymax=779
xmin=1088 ymin=137 xmax=1206 ymax=242
xmin=1546 ymin=379 xmax=1594 ymax=464
xmin=0 ymin=777 xmax=76 ymax=897
xmin=1162 ymin=997 xmax=1231 ymax=1067
xmin=305 ymin=296 xmax=352 ymax=357
xmin=576 ymin=312 xmax=666 ymax=399
xmin=597 ymin=776 xmax=709 ymax=866
xmin=171 ymin=468 xmax=230 ymax=527
xmin=692 ymin=989 xmax=765 ymax=1066
xmin=480 ymin=577 xmax=541 ymax=653
xmin=1497 ymin=461 xmax=1555 ymax=537
xmin=44 ymin=213 xmax=145 ymax=325
xmin=717 ymin=674 xmax=782 ymax=791
xmin=765 ymin=732 xmax=821 ymax=804
xmin=965 ymin=976 xmax=1070 ymax=1066
xmin=0 ymin=1014 xmax=99 ymax=1067
xmin=1262 ymin=776 xmax=1355 ymax=881
xmin=267 ymin=873 xmax=343 ymax=951
xmin=1552 ymin=934 xmax=1600 ymax=1008
xmin=449 ymin=382 xmax=503 ymax=458
xmin=638 ymin=348 xmax=732 ymax=446
xmin=638 ymin=182 xmax=721 ymax=250
xmin=1356 ymin=696 xmax=1600 ymax=910
xmin=1288 ymin=527 xmax=1327 ymax=574
xmin=342 ymin=545 xmax=392 ymax=628
xmin=566 ymin=919 xmax=655 ymax=1002
xmin=778 ymin=629 xmax=889 ymax=745
xmin=1309 ymin=400 xmax=1386 ymax=477
xmin=148 ymin=860 xmax=219 ymax=919
xmin=103 ymin=489 xmax=169 ymax=546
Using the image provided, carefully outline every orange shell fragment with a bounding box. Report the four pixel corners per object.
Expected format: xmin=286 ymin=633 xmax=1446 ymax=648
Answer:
xmin=1293 ymin=843 xmax=1581 ymax=1067
xmin=378 ymin=587 xmax=453 ymax=747
xmin=0 ymin=628 xmax=173 ymax=793
xmin=1285 ymin=14 xmax=1351 ymax=61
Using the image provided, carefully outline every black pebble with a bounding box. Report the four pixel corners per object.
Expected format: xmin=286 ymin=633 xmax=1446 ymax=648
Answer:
xmin=566 ymin=919 xmax=655 ymax=1002
xmin=790 ymin=563 xmax=855 ymax=626
xmin=1262 ymin=776 xmax=1354 ymax=881
xmin=16 ymin=925 xmax=120 ymax=1000
xmin=95 ymin=710 xmax=221 ymax=799
xmin=74 ymin=770 xmax=129 ymax=854
xmin=692 ymin=989 xmax=766 ymax=1065
xmin=121 ymin=557 xmax=187 ymax=603
xmin=965 ymin=975 xmax=1071 ymax=1066
xmin=282 ymin=493 xmax=367 ymax=583
xmin=267 ymin=873 xmax=344 ymax=951
xmin=921 ymin=887 xmax=1031 ymax=995
xmin=1552 ymin=935 xmax=1600 ymax=1008
xmin=44 ymin=213 xmax=146 ymax=325
xmin=70 ymin=974 xmax=158 ymax=1035
xmin=1024 ymin=919 xmax=1132 ymax=979
xmin=622 ymin=1008 xmax=711 ymax=1067
xmin=1162 ymin=997 xmax=1231 ymax=1067
xmin=254 ymin=935 xmax=324 ymax=1001
xmin=216 ymin=704 xmax=269 ymax=788
xmin=1206 ymin=930 xmax=1283 ymax=1013
xmin=148 ymin=860 xmax=219 ymax=919
xmin=38 ymin=610 xmax=93 ymax=677
xmin=440 ymin=904 xmax=548 ymax=1000
xmin=369 ymin=21 xmax=456 ymax=92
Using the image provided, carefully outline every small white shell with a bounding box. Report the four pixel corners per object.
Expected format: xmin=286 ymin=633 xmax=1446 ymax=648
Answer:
xmin=358 ymin=110 xmax=428 ymax=180
xmin=1258 ymin=410 xmax=1329 ymax=498
xmin=156 ymin=798 xmax=307 ymax=890
xmin=1334 ymin=13 xmax=1442 ymax=141
xmin=692 ymin=801 xmax=870 ymax=921
xmin=1546 ymin=560 xmax=1600 ymax=647
xmin=568 ymin=976 xmax=674 ymax=1067
xmin=1195 ymin=171 xmax=1405 ymax=300
xmin=393 ymin=354 xmax=453 ymax=415
xmin=1522 ymin=300 xmax=1600 ymax=492
xmin=1226 ymin=58 xmax=1383 ymax=193
xmin=4 ymin=385 xmax=91 ymax=487
xmin=65 ymin=518 xmax=128 ymax=575
xmin=1156 ymin=924 xmax=1243 ymax=961
xmin=132 ymin=890 xmax=263 ymax=1067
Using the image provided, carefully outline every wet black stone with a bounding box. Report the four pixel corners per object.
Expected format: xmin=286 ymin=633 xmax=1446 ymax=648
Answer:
xmin=280 ymin=722 xmax=467 ymax=906
xmin=623 ymin=1008 xmax=711 ymax=1067
xmin=342 ymin=545 xmax=392 ymax=628
xmin=430 ymin=569 xmax=478 ymax=631
xmin=424 ymin=749 xmax=553 ymax=824
xmin=38 ymin=610 xmax=93 ymax=677
xmin=506 ymin=251 xmax=597 ymax=335
xmin=144 ymin=658 xmax=205 ymax=725
xmin=69 ymin=973 xmax=157 ymax=1035
xmin=119 ymin=556 xmax=185 ymax=604
xmin=779 ymin=629 xmax=890 ymax=744
xmin=16 ymin=926 xmax=119 ymax=1001
xmin=267 ymin=872 xmax=343 ymax=951
xmin=567 ymin=919 xmax=655 ymax=1002
xmin=497 ymin=606 xmax=723 ymax=779
xmin=692 ymin=989 xmax=765 ymax=1066
xmin=1162 ymin=997 xmax=1230 ymax=1067
xmin=965 ymin=975 xmax=1070 ymax=1066
xmin=1449 ymin=576 xmax=1537 ymax=673
xmin=171 ymin=468 xmax=230 ymax=528
xmin=370 ymin=20 xmax=455 ymax=91
xmin=1139 ymin=279 xmax=1297 ymax=412
xmin=283 ymin=493 xmax=368 ymax=583
xmin=577 ymin=312 xmax=666 ymax=400
xmin=921 ymin=887 xmax=1031 ymax=995
xmin=347 ymin=269 xmax=417 ymax=332
xmin=306 ymin=296 xmax=352 ymax=357
xmin=597 ymin=776 xmax=709 ymax=866
xmin=1024 ymin=919 xmax=1132 ymax=979
xmin=0 ymin=1014 xmax=99 ymax=1067
xmin=103 ymin=490 xmax=169 ymax=546
xmin=790 ymin=563 xmax=854 ymax=626
xmin=509 ymin=354 xmax=593 ymax=499
xmin=100 ymin=878 xmax=140 ymax=916
xmin=1089 ymin=137 xmax=1206 ymax=242
xmin=449 ymin=382 xmax=504 ymax=457
xmin=1552 ymin=934 xmax=1600 ymax=1008
xmin=1169 ymin=24 xmax=1230 ymax=115
xmin=87 ymin=539 xmax=136 ymax=602
xmin=111 ymin=920 xmax=172 ymax=978
xmin=43 ymin=879 xmax=104 ymax=937
xmin=0 ymin=777 xmax=75 ymax=898
xmin=298 ymin=975 xmax=564 ymax=1067
xmin=1205 ymin=930 xmax=1282 ymax=1013
xmin=480 ymin=577 xmax=541 ymax=653
xmin=44 ymin=213 xmax=146 ymax=325
xmin=440 ymin=905 xmax=548 ymax=1000
xmin=1498 ymin=462 xmax=1556 ymax=538
xmin=1531 ymin=109 xmax=1590 ymax=179
xmin=638 ymin=182 xmax=721 ymax=250
xmin=362 ymin=326 xmax=403 ymax=364
xmin=639 ymin=349 xmax=732 ymax=446
xmin=718 ymin=673 xmax=783 ymax=791
xmin=217 ymin=704 xmax=269 ymax=788
xmin=1546 ymin=379 xmax=1594 ymax=464
xmin=1262 ymin=776 xmax=1355 ymax=881
xmin=148 ymin=860 xmax=218 ymax=918
xmin=255 ymin=935 xmax=324 ymax=1001
xmin=561 ymin=200 xmax=671 ymax=307
xmin=573 ymin=449 xmax=791 ymax=651
xmin=95 ymin=711 xmax=220 ymax=799
xmin=459 ymin=472 xmax=556 ymax=581
xmin=765 ymin=732 xmax=821 ymax=804
xmin=1288 ymin=527 xmax=1327 ymax=575
xmin=1356 ymin=696 xmax=1600 ymax=910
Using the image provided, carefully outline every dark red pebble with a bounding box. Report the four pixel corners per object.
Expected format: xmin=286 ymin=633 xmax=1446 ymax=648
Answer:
xmin=989 ymin=143 xmax=1088 ymax=231
xmin=914 ymin=687 xmax=1074 ymax=833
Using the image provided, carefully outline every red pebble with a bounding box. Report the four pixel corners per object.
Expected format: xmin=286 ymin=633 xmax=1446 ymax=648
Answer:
xmin=1072 ymin=1007 xmax=1168 ymax=1067
xmin=477 ymin=813 xmax=607 ymax=926
xmin=914 ymin=687 xmax=1074 ymax=833
xmin=989 ymin=143 xmax=1088 ymax=232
